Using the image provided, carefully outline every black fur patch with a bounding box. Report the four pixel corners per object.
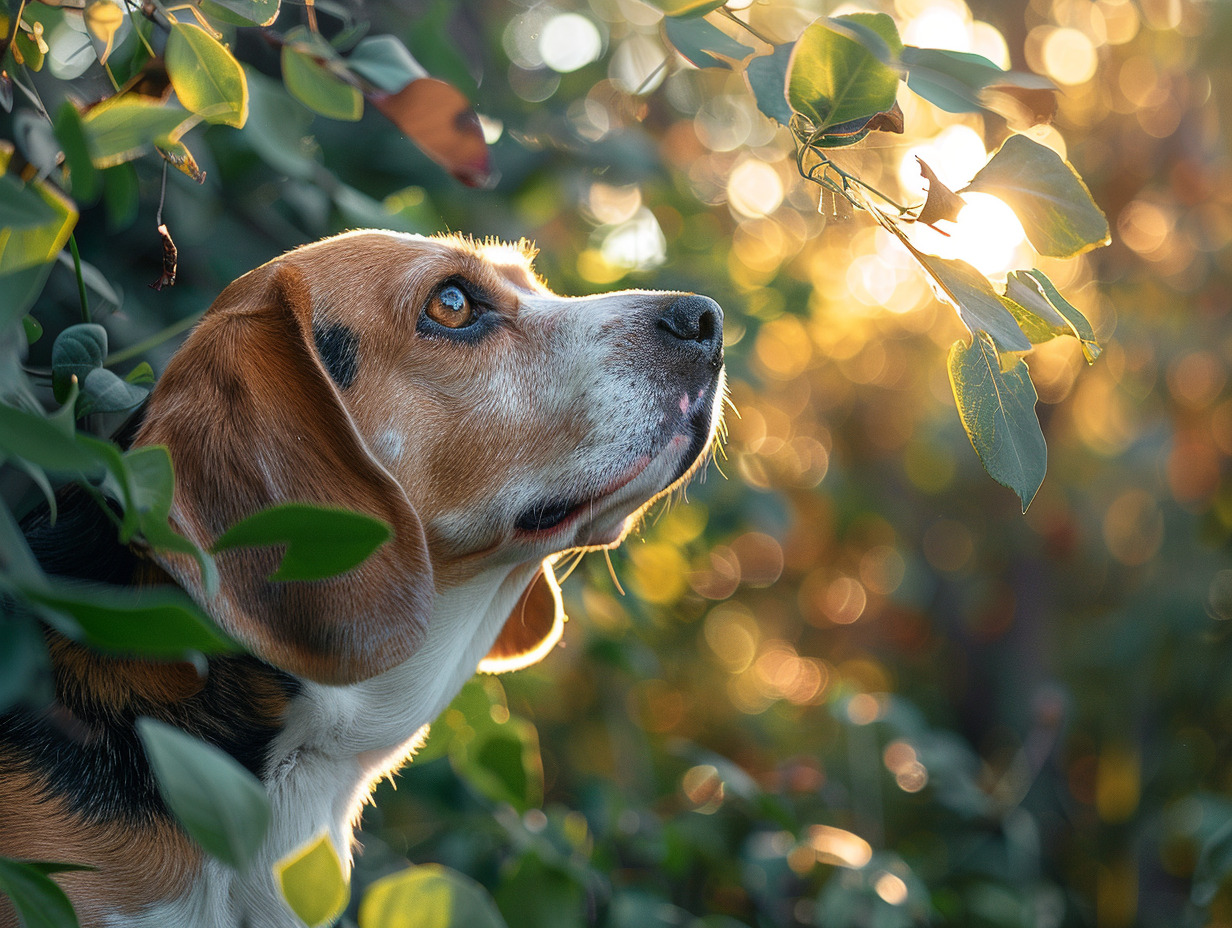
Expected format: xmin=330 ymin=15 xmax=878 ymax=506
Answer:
xmin=313 ymin=321 xmax=360 ymax=390
xmin=5 ymin=424 xmax=300 ymax=823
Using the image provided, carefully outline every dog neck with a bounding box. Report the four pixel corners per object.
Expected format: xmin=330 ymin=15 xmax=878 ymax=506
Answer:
xmin=180 ymin=560 xmax=542 ymax=928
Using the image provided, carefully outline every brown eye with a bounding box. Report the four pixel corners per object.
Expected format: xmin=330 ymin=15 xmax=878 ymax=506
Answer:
xmin=426 ymin=284 xmax=475 ymax=328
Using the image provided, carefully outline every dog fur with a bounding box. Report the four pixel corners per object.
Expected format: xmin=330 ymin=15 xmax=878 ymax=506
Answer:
xmin=0 ymin=231 xmax=725 ymax=927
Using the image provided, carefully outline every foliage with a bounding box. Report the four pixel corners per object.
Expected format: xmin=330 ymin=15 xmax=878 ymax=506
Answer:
xmin=3 ymin=0 xmax=1231 ymax=927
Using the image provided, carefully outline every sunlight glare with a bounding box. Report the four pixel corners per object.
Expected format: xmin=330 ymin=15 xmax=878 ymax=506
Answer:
xmin=539 ymin=13 xmax=602 ymax=74
xmin=898 ymin=125 xmax=987 ymax=201
xmin=727 ymin=159 xmax=784 ymax=219
xmin=902 ymin=6 xmax=972 ymax=52
xmin=600 ymin=208 xmax=666 ymax=270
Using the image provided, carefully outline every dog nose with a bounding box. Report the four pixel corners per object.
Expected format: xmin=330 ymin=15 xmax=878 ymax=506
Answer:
xmin=657 ymin=295 xmax=724 ymax=369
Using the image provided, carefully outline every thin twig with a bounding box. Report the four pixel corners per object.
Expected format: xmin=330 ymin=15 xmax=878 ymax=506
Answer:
xmin=717 ymin=7 xmax=774 ymax=46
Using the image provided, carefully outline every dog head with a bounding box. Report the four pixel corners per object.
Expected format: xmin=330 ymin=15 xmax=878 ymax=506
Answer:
xmin=136 ymin=231 xmax=725 ymax=685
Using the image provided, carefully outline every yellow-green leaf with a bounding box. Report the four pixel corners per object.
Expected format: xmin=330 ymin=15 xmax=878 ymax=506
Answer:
xmin=82 ymin=96 xmax=196 ymax=168
xmin=787 ymin=13 xmax=902 ymax=131
xmin=358 ymin=864 xmax=506 ymax=928
xmin=276 ymin=833 xmax=349 ymax=928
xmin=0 ymin=176 xmax=77 ymax=276
xmin=166 ymin=22 xmax=248 ymax=128
xmin=83 ymin=0 xmax=124 ymax=64
xmin=281 ymin=31 xmax=362 ymax=121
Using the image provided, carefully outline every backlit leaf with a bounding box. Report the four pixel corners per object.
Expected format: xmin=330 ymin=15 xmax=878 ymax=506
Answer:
xmin=83 ymin=0 xmax=123 ymax=64
xmin=948 ymin=333 xmax=1047 ymax=512
xmin=368 ymin=78 xmax=491 ymax=187
xmin=664 ymin=16 xmax=754 ymax=71
xmin=745 ymin=44 xmax=794 ymax=125
xmin=914 ymin=156 xmax=964 ymax=225
xmin=281 ymin=30 xmax=363 ymax=121
xmin=275 ymin=833 xmax=349 ymax=928
xmin=211 ymin=502 xmax=392 ymax=582
xmin=166 ymin=22 xmax=248 ymax=128
xmin=199 ymin=0 xmax=279 ymax=27
xmin=136 ymin=718 xmax=271 ymax=869
xmin=895 ymin=236 xmax=1031 ymax=352
xmin=645 ymin=0 xmax=727 ymax=17
xmin=0 ymin=177 xmax=77 ymax=276
xmin=82 ymin=95 xmax=195 ymax=167
xmin=452 ymin=716 xmax=544 ymax=812
xmin=359 ymin=864 xmax=507 ymax=928
xmin=787 ymin=13 xmax=902 ymax=132
xmin=1005 ymin=269 xmax=1101 ymax=362
xmin=962 ymin=134 xmax=1110 ymax=257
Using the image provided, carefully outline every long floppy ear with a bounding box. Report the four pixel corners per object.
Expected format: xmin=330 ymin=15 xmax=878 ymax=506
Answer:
xmin=478 ymin=558 xmax=565 ymax=674
xmin=135 ymin=263 xmax=432 ymax=685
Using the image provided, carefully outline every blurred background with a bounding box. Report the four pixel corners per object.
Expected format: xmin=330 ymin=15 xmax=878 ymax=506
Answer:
xmin=18 ymin=0 xmax=1232 ymax=924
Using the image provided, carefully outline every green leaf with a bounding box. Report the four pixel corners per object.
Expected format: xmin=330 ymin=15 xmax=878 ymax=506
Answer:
xmin=198 ymin=0 xmax=278 ymax=27
xmin=275 ymin=833 xmax=350 ymax=928
xmin=745 ymin=44 xmax=794 ymax=126
xmin=124 ymin=361 xmax=155 ymax=384
xmin=22 ymin=315 xmax=43 ymax=345
xmin=120 ymin=445 xmax=220 ymax=596
xmin=54 ymin=100 xmax=101 ymax=203
xmin=81 ymin=96 xmax=196 ymax=168
xmin=787 ymin=13 xmax=902 ymax=131
xmin=901 ymin=46 xmax=1006 ymax=113
xmin=282 ymin=31 xmax=363 ymax=121
xmin=358 ymin=864 xmax=507 ymax=928
xmin=962 ymin=134 xmax=1110 ymax=257
xmin=52 ymin=323 xmax=107 ymax=403
xmin=0 ymin=174 xmax=57 ymax=229
xmin=0 ymin=178 xmax=78 ymax=276
xmin=135 ymin=718 xmax=272 ymax=869
xmin=241 ymin=67 xmax=317 ymax=180
xmin=0 ymin=261 xmax=56 ymax=323
xmin=78 ymin=366 xmax=147 ymax=416
xmin=0 ymin=613 xmax=51 ymax=714
xmin=645 ymin=0 xmax=727 ymax=17
xmin=895 ymin=237 xmax=1031 ymax=352
xmin=102 ymin=162 xmax=140 ymax=231
xmin=0 ymin=403 xmax=103 ymax=476
xmin=948 ymin=333 xmax=1047 ymax=512
xmin=0 ymin=857 xmax=82 ymax=928
xmin=663 ymin=17 xmax=754 ymax=71
xmin=494 ymin=854 xmax=587 ymax=928
xmin=166 ymin=22 xmax=248 ymax=127
xmin=1005 ymin=270 xmax=1102 ymax=362
xmin=211 ymin=502 xmax=392 ymax=582
xmin=25 ymin=580 xmax=237 ymax=658
xmin=452 ymin=717 xmax=543 ymax=813
xmin=346 ymin=35 xmax=426 ymax=93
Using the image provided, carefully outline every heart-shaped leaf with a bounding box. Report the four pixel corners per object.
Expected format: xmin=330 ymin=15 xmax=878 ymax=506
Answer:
xmin=51 ymin=322 xmax=107 ymax=403
xmin=275 ymin=833 xmax=350 ymax=928
xmin=787 ymin=13 xmax=902 ymax=132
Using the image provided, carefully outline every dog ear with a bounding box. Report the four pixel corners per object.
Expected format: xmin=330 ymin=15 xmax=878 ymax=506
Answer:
xmin=136 ymin=263 xmax=433 ymax=685
xmin=478 ymin=559 xmax=565 ymax=674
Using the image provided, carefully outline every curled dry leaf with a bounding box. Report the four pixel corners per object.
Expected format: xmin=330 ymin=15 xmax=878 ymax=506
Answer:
xmin=367 ymin=78 xmax=492 ymax=188
xmin=150 ymin=223 xmax=177 ymax=291
xmin=914 ymin=156 xmax=964 ymax=226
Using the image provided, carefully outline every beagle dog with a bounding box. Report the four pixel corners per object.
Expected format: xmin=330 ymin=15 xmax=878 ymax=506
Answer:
xmin=0 ymin=231 xmax=725 ymax=927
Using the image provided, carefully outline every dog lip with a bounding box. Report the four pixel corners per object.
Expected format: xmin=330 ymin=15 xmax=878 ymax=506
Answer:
xmin=513 ymin=455 xmax=653 ymax=537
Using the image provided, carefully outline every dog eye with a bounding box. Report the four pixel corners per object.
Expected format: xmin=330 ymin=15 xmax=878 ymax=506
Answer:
xmin=426 ymin=284 xmax=476 ymax=329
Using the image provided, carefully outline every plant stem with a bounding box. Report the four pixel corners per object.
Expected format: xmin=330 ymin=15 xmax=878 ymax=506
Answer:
xmin=717 ymin=7 xmax=774 ymax=46
xmin=105 ymin=311 xmax=202 ymax=366
xmin=69 ymin=235 xmax=90 ymax=324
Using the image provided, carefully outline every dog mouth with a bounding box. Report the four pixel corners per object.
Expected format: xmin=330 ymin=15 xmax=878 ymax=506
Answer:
xmin=513 ymin=373 xmax=723 ymax=541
